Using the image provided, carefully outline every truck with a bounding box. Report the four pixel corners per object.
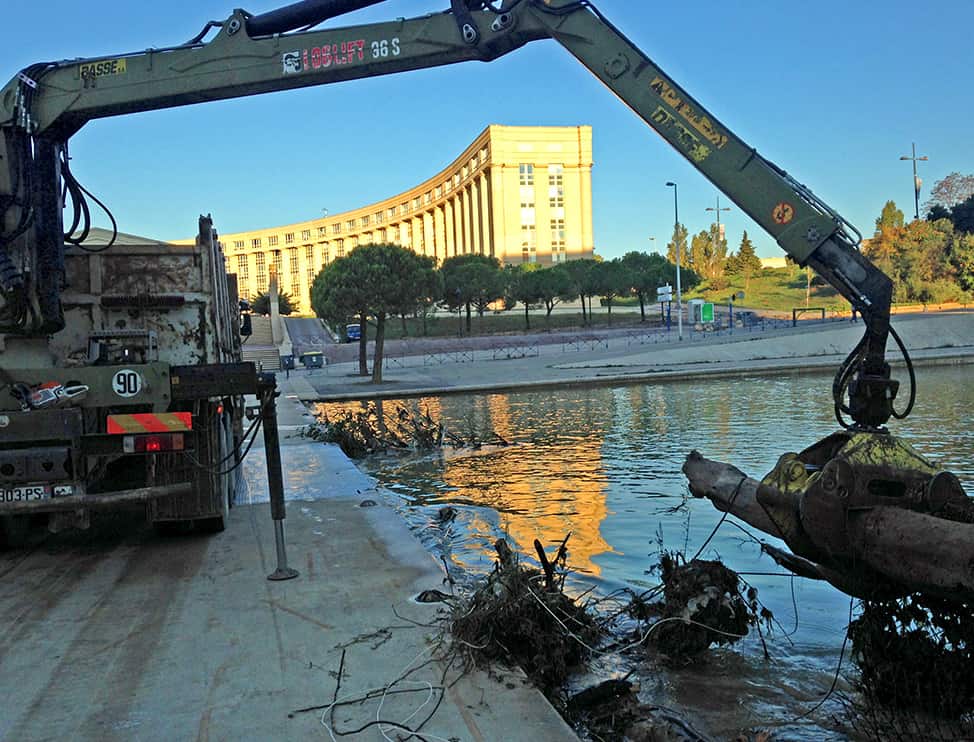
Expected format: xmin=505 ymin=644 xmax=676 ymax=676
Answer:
xmin=0 ymin=216 xmax=252 ymax=541
xmin=0 ymin=0 xmax=967 ymax=597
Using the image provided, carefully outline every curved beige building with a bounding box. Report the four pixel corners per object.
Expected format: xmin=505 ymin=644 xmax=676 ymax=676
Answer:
xmin=211 ymin=125 xmax=593 ymax=314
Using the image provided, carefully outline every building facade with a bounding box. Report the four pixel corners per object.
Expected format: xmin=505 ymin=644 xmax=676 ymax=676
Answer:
xmin=209 ymin=125 xmax=593 ymax=314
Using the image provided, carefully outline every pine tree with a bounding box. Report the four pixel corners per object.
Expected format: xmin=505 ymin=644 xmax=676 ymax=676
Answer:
xmin=736 ymin=230 xmax=762 ymax=292
xmin=666 ymin=223 xmax=690 ymax=269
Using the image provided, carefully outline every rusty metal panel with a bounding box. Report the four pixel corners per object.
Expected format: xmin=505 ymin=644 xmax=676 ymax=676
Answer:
xmin=171 ymin=362 xmax=257 ymax=400
xmin=0 ymin=408 xmax=83 ymax=442
xmin=0 ymin=364 xmax=173 ymax=412
xmin=48 ymin=237 xmax=236 ymax=368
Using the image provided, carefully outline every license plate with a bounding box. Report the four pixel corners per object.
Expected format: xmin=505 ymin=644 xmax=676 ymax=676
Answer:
xmin=0 ymin=485 xmax=51 ymax=503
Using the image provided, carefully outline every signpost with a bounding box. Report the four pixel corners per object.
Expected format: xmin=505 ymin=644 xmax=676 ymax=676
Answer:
xmin=657 ymin=284 xmax=673 ymax=331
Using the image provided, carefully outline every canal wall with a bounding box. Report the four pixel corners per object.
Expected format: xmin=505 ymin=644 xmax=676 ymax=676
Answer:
xmin=556 ymin=312 xmax=974 ymax=370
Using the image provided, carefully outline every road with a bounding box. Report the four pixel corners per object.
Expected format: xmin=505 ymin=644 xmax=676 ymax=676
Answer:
xmin=283 ymin=317 xmax=334 ymax=357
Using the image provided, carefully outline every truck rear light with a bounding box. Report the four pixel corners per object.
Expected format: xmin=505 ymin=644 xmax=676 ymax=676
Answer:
xmin=122 ymin=433 xmax=185 ymax=453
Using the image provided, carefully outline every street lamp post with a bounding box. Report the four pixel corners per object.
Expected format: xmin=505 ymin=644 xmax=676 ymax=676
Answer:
xmin=665 ymin=182 xmax=682 ymax=340
xmin=899 ymin=143 xmax=928 ymax=221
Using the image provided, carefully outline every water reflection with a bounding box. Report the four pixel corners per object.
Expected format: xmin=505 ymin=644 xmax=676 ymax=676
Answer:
xmin=315 ymin=364 xmax=974 ymax=737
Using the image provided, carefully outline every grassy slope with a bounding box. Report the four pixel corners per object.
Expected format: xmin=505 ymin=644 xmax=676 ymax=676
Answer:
xmin=664 ymin=266 xmax=847 ymax=314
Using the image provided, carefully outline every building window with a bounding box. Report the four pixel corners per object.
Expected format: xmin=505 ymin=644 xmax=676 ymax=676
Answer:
xmin=301 ymin=229 xmax=311 ymax=240
xmin=377 ymin=228 xmax=386 ymax=243
xmin=332 ymin=223 xmax=342 ymax=234
xmin=424 ymin=192 xmax=431 ymax=204
xmin=376 ymin=211 xmax=384 ymax=224
xmin=550 ymin=218 xmax=566 ymax=262
xmin=236 ymin=254 xmax=249 ymax=297
xmin=434 ymin=186 xmax=442 ymax=198
xmin=321 ymin=243 xmax=330 ymax=264
xmin=388 ymin=207 xmax=397 ymax=218
xmin=519 ymin=163 xmax=534 ymax=186
xmin=521 ymin=225 xmax=536 ymax=263
xmin=346 ymin=219 xmax=356 ymax=230
xmin=255 ymin=252 xmax=267 ymax=292
xmin=402 ymin=222 xmax=411 ymax=249
xmin=272 ymin=251 xmax=283 ymax=285
xmin=306 ymin=245 xmax=315 ymax=287
xmin=267 ymin=235 xmax=279 ymax=247
xmin=361 ymin=215 xmax=370 ymax=227
xmin=251 ymin=238 xmax=262 ymax=249
xmin=318 ymin=226 xmax=328 ymax=237
xmin=350 ymin=236 xmax=359 ymax=249
xmin=288 ymin=247 xmax=300 ymax=291
xmin=233 ymin=240 xmax=245 ymax=250
xmin=336 ymin=239 xmax=345 ymax=258
xmin=548 ymin=163 xmax=565 ymax=219
xmin=400 ymin=202 xmax=408 ymax=214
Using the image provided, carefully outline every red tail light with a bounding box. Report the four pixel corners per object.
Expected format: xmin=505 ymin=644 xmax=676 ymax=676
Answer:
xmin=122 ymin=433 xmax=185 ymax=453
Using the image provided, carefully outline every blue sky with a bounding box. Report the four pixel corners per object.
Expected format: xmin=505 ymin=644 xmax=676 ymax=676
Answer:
xmin=3 ymin=0 xmax=973 ymax=259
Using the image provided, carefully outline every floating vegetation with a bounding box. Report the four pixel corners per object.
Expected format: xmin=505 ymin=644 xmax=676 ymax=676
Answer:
xmin=303 ymin=401 xmax=508 ymax=458
xmin=451 ymin=536 xmax=601 ymax=693
xmin=631 ymin=553 xmax=763 ymax=664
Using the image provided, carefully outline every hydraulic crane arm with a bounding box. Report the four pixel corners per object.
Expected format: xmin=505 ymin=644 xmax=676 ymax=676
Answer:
xmin=0 ymin=0 xmax=900 ymax=427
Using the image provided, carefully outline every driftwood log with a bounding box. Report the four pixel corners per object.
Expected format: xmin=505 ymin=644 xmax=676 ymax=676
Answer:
xmin=683 ymin=451 xmax=974 ymax=603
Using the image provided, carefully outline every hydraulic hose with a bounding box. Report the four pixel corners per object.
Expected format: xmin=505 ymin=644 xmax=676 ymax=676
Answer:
xmin=245 ymin=0 xmax=387 ymax=36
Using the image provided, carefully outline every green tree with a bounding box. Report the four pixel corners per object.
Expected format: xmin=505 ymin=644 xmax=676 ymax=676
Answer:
xmin=311 ymin=254 xmax=371 ymax=375
xmin=311 ymin=243 xmax=437 ymax=382
xmin=689 ymin=229 xmax=710 ymax=278
xmin=666 ymin=222 xmax=690 ymax=270
xmin=251 ymin=291 xmax=296 ymax=316
xmin=506 ymin=264 xmax=543 ymax=330
xmin=868 ymin=200 xmax=906 ymax=278
xmin=562 ymin=258 xmax=601 ymax=326
xmin=440 ymin=254 xmax=504 ymax=334
xmin=726 ymin=231 xmax=762 ymax=293
xmin=951 ymin=194 xmax=974 ymax=234
xmin=593 ymin=259 xmax=630 ymax=325
xmin=621 ymin=251 xmax=669 ymax=321
xmin=533 ymin=264 xmax=577 ymax=327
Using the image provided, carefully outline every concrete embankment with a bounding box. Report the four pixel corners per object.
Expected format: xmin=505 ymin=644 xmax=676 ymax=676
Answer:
xmin=291 ymin=311 xmax=974 ymax=402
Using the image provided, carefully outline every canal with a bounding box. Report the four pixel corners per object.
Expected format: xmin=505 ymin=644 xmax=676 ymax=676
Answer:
xmin=315 ymin=363 xmax=974 ymax=737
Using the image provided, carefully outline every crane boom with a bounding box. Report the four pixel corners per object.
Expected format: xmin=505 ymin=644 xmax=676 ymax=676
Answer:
xmin=0 ymin=0 xmax=900 ymax=426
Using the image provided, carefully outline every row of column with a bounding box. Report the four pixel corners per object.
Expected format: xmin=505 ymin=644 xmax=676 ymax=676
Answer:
xmin=388 ymin=172 xmax=493 ymax=262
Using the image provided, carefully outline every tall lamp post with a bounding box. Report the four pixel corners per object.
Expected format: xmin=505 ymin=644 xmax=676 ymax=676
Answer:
xmin=665 ymin=182 xmax=682 ymax=340
xmin=899 ymin=143 xmax=928 ymax=221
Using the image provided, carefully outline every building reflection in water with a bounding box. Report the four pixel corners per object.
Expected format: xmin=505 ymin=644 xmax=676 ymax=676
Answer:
xmin=315 ymin=393 xmax=615 ymax=576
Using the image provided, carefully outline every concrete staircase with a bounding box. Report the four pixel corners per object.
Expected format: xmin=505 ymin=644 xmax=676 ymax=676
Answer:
xmin=241 ymin=316 xmax=282 ymax=371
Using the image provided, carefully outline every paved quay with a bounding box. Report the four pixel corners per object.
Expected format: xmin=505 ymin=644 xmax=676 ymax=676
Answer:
xmin=287 ymin=311 xmax=974 ymax=402
xmin=0 ymin=388 xmax=578 ymax=741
